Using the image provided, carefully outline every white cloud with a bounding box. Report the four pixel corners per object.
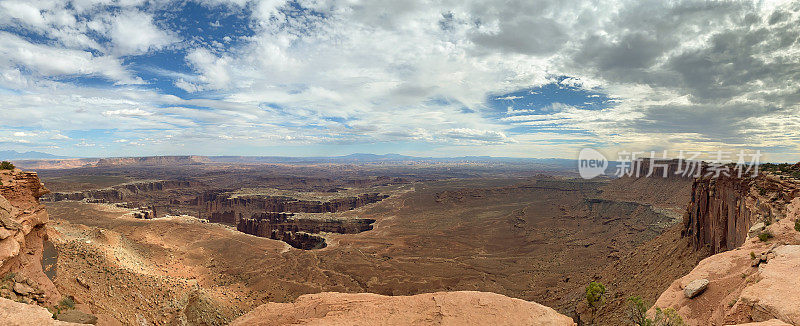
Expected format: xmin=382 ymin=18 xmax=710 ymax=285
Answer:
xmin=76 ymin=140 xmax=96 ymax=147
xmin=12 ymin=131 xmax=35 ymax=137
xmin=0 ymin=0 xmax=799 ymax=158
xmin=0 ymin=32 xmax=141 ymax=84
xmin=183 ymin=48 xmax=232 ymax=91
xmin=108 ymin=10 xmax=179 ymax=55
xmin=439 ymin=128 xmax=516 ymax=144
xmin=102 ymin=108 xmax=154 ymax=117
xmin=0 ymin=1 xmax=46 ymax=28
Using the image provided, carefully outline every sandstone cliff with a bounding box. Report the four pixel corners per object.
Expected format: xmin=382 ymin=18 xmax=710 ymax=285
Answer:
xmin=231 ymin=291 xmax=576 ymax=326
xmin=199 ymin=192 xmax=388 ymax=225
xmin=653 ymin=170 xmax=800 ymax=325
xmin=0 ymin=297 xmax=80 ymax=325
xmin=0 ymin=168 xmax=60 ymax=306
xmin=237 ymin=212 xmax=375 ymax=249
xmin=683 ymin=172 xmax=799 ymax=254
xmin=44 ymin=180 xmax=200 ymax=203
xmin=93 ymin=155 xmax=209 ymax=167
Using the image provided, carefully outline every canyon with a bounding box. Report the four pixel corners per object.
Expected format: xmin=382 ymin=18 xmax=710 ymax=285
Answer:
xmin=0 ymin=158 xmax=798 ymax=325
xmin=43 ymin=180 xmax=388 ymax=250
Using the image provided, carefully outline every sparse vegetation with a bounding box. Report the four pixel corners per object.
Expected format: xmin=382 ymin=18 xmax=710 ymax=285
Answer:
xmin=758 ymin=231 xmax=773 ymax=242
xmin=750 ymin=251 xmax=756 ymax=259
xmin=627 ymin=296 xmax=686 ymax=326
xmin=728 ymin=298 xmax=737 ymax=307
xmin=761 ymin=163 xmax=800 ymax=179
xmin=59 ymin=296 xmax=75 ymax=309
xmin=49 ymin=296 xmax=77 ymax=320
xmin=795 ymin=219 xmax=800 ymax=232
xmin=0 ymin=161 xmax=14 ymax=170
xmin=1 ymin=272 xmax=15 ymax=283
xmin=585 ymin=281 xmax=606 ymax=325
xmin=627 ymin=296 xmax=649 ymax=326
xmin=652 ymin=307 xmax=686 ymax=326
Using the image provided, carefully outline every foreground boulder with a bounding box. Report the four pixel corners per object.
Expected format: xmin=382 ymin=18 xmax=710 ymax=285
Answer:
xmin=682 ymin=279 xmax=708 ymax=298
xmin=0 ymin=297 xmax=79 ymax=325
xmin=231 ymin=291 xmax=575 ymax=326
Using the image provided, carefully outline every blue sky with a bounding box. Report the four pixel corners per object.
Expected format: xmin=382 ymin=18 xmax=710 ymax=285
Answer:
xmin=0 ymin=0 xmax=799 ymax=161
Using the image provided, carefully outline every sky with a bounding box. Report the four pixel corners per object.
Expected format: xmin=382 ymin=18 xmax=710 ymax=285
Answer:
xmin=0 ymin=0 xmax=799 ymax=161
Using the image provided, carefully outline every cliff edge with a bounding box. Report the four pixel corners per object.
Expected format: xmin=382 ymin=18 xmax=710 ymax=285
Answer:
xmin=0 ymin=168 xmax=60 ymax=306
xmin=231 ymin=291 xmax=576 ymax=326
xmin=654 ymin=169 xmax=800 ymax=325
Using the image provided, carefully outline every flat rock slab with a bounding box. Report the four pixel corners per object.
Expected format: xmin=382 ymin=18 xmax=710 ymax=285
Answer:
xmin=12 ymin=283 xmax=33 ymax=296
xmin=56 ymin=309 xmax=98 ymax=325
xmin=231 ymin=291 xmax=576 ymax=326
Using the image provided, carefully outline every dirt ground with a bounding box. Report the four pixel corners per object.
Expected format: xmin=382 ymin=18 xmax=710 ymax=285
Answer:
xmin=45 ymin=175 xmax=694 ymax=325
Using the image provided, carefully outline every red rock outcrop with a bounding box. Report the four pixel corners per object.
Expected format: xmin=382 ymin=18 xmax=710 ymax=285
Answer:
xmin=0 ymin=169 xmax=60 ymax=306
xmin=654 ymin=169 xmax=800 ymax=325
xmin=44 ymin=180 xmax=200 ymax=203
xmin=0 ymin=297 xmax=80 ymax=325
xmin=93 ymin=155 xmax=209 ymax=167
xmin=231 ymin=291 xmax=576 ymax=326
xmin=236 ymin=213 xmax=375 ymax=249
xmin=199 ymin=193 xmax=388 ymax=225
xmin=683 ymin=172 xmax=799 ymax=254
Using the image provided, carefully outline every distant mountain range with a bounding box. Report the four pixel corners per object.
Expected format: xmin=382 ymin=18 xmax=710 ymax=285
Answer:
xmin=2 ymin=151 xmax=581 ymax=169
xmin=207 ymin=153 xmax=578 ymax=165
xmin=0 ymin=150 xmax=69 ymax=160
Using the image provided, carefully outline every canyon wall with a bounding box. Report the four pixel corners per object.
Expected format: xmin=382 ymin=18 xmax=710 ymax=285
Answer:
xmin=682 ymin=173 xmax=800 ymax=254
xmin=653 ymin=169 xmax=800 ymax=325
xmin=93 ymin=155 xmax=209 ymax=167
xmin=236 ymin=212 xmax=375 ymax=249
xmin=0 ymin=169 xmax=60 ymax=306
xmin=200 ymin=193 xmax=388 ymax=225
xmin=44 ymin=180 xmax=200 ymax=203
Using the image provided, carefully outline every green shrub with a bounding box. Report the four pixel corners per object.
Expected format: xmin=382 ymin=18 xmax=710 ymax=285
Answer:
xmin=795 ymin=219 xmax=800 ymax=232
xmin=758 ymin=231 xmax=773 ymax=242
xmin=585 ymin=281 xmax=606 ymax=325
xmin=652 ymin=307 xmax=685 ymax=326
xmin=750 ymin=251 xmax=756 ymax=259
xmin=0 ymin=161 xmax=14 ymax=170
xmin=627 ymin=296 xmax=649 ymax=326
xmin=59 ymin=296 xmax=75 ymax=309
xmin=1 ymin=272 xmax=15 ymax=283
xmin=626 ymin=296 xmax=686 ymax=326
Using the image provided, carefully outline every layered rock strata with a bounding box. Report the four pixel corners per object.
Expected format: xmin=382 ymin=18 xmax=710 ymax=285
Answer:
xmin=654 ymin=169 xmax=800 ymax=325
xmin=237 ymin=212 xmax=375 ymax=249
xmin=44 ymin=180 xmax=199 ymax=203
xmin=683 ymin=172 xmax=799 ymax=254
xmin=199 ymin=193 xmax=388 ymax=225
xmin=0 ymin=169 xmax=60 ymax=306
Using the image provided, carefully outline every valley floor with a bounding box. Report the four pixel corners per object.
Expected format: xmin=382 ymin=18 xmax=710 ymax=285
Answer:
xmin=43 ymin=175 xmax=695 ymax=325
